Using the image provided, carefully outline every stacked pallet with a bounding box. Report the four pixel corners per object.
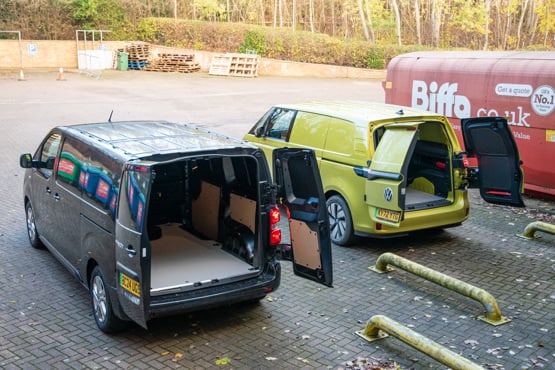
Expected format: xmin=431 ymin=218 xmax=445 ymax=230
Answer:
xmin=209 ymin=53 xmax=259 ymax=77
xmin=125 ymin=43 xmax=151 ymax=70
xmin=143 ymin=53 xmax=200 ymax=73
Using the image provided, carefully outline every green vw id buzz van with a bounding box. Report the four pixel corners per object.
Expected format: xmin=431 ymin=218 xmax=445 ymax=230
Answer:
xmin=244 ymin=101 xmax=524 ymax=246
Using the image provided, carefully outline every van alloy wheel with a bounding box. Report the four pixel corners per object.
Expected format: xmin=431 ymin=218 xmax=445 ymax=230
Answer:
xmin=92 ymin=273 xmax=108 ymax=324
xmin=326 ymin=195 xmax=354 ymax=246
xmin=25 ymin=203 xmax=43 ymax=249
xmin=90 ymin=266 xmax=126 ymax=333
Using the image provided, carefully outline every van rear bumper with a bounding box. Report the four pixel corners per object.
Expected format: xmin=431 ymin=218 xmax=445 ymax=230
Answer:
xmin=357 ymin=192 xmax=470 ymax=237
xmin=147 ymin=262 xmax=281 ymax=320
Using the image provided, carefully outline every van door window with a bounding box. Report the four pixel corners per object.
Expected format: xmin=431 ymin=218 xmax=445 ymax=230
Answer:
xmin=119 ymin=168 xmax=151 ymax=232
xmin=265 ymin=108 xmax=297 ymax=141
xmin=37 ymin=133 xmax=61 ymax=178
xmin=56 ymin=137 xmax=86 ymax=196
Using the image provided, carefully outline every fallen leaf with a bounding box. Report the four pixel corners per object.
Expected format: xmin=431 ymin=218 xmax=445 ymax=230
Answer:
xmin=487 ymin=348 xmax=501 ymax=355
xmin=465 ymin=339 xmax=479 ymax=346
xmin=172 ymin=353 xmax=183 ymax=362
xmin=161 ymin=351 xmax=170 ymax=356
xmin=215 ymin=357 xmax=231 ymax=365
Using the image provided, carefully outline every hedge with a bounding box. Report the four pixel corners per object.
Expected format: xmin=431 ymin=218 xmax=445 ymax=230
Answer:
xmin=137 ymin=18 xmax=429 ymax=69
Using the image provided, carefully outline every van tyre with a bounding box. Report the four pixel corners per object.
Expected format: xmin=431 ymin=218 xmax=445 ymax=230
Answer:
xmin=327 ymin=195 xmax=354 ymax=246
xmin=25 ymin=202 xmax=43 ymax=249
xmin=90 ymin=266 xmax=126 ymax=333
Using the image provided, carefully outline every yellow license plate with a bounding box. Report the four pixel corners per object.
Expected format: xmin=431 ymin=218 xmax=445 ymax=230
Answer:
xmin=120 ymin=272 xmax=141 ymax=297
xmin=376 ymin=208 xmax=401 ymax=223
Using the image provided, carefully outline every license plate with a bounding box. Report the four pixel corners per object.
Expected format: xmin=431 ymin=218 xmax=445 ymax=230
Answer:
xmin=120 ymin=272 xmax=141 ymax=297
xmin=376 ymin=208 xmax=401 ymax=223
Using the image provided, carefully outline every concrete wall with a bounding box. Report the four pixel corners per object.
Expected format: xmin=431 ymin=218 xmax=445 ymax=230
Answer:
xmin=0 ymin=40 xmax=385 ymax=79
xmin=0 ymin=40 xmax=127 ymax=69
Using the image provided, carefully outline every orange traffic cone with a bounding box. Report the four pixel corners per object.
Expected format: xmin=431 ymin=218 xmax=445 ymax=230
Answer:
xmin=57 ymin=67 xmax=66 ymax=81
xmin=18 ymin=69 xmax=25 ymax=81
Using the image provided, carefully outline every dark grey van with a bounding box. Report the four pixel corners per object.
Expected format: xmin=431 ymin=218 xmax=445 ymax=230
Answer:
xmin=20 ymin=121 xmax=332 ymax=333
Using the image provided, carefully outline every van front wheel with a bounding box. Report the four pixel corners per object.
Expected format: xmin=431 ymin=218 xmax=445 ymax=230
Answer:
xmin=90 ymin=266 xmax=126 ymax=333
xmin=25 ymin=202 xmax=43 ymax=249
xmin=327 ymin=195 xmax=354 ymax=246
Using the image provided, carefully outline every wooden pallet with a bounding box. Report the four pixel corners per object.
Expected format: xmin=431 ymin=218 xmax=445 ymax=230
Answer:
xmin=125 ymin=43 xmax=151 ymax=62
xmin=143 ymin=53 xmax=200 ymax=73
xmin=209 ymin=53 xmax=259 ymax=77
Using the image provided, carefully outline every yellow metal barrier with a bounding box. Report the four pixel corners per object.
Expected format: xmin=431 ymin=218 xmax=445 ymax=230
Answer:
xmin=370 ymin=252 xmax=510 ymax=325
xmin=356 ymin=315 xmax=484 ymax=370
xmin=519 ymin=221 xmax=555 ymax=239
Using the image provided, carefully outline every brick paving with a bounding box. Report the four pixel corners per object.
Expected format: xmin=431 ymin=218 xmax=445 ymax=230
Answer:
xmin=0 ymin=70 xmax=553 ymax=369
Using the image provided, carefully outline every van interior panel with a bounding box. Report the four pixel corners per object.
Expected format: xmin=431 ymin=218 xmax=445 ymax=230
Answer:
xmin=230 ymin=193 xmax=257 ymax=233
xmin=289 ymin=220 xmax=320 ymax=269
xmin=192 ymin=181 xmax=221 ymax=240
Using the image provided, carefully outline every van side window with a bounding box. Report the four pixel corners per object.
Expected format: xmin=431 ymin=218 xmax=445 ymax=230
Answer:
xmin=373 ymin=127 xmax=386 ymax=148
xmin=56 ymin=138 xmax=86 ymax=195
xmin=119 ymin=169 xmax=150 ymax=232
xmin=266 ymin=108 xmax=296 ymax=141
xmin=83 ymin=149 xmax=120 ymax=217
xmin=37 ymin=133 xmax=61 ymax=179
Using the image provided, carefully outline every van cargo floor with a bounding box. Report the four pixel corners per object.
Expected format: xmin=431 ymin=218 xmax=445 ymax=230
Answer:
xmin=150 ymin=224 xmax=258 ymax=296
xmin=405 ymin=188 xmax=451 ymax=210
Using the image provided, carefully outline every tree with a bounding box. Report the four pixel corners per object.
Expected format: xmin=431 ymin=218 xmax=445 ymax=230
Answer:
xmin=357 ymin=0 xmax=370 ymax=40
xmin=431 ymin=0 xmax=443 ymax=47
xmin=414 ymin=0 xmax=421 ymax=45
xmin=536 ymin=0 xmax=555 ymax=46
xmin=391 ymin=0 xmax=402 ymax=46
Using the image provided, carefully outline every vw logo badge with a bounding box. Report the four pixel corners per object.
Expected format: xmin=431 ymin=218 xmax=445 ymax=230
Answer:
xmin=384 ymin=187 xmax=393 ymax=202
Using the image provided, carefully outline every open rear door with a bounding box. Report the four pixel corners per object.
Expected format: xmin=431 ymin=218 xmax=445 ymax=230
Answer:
xmin=273 ymin=148 xmax=332 ymax=287
xmin=115 ymin=165 xmax=151 ymax=329
xmin=365 ymin=124 xmax=419 ymax=227
xmin=462 ymin=117 xmax=524 ymax=207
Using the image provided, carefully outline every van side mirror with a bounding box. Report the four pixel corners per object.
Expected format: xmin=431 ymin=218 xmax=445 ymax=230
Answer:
xmin=19 ymin=153 xmax=33 ymax=168
xmin=254 ymin=127 xmax=265 ymax=137
xmin=19 ymin=153 xmax=55 ymax=169
xmin=45 ymin=157 xmax=55 ymax=170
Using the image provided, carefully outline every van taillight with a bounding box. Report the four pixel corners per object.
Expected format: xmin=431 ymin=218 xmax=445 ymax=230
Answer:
xmin=270 ymin=207 xmax=281 ymax=225
xmin=270 ymin=229 xmax=281 ymax=245
xmin=269 ymin=206 xmax=281 ymax=245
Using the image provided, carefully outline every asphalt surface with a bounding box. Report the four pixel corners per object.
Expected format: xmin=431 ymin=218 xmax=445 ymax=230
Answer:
xmin=0 ymin=69 xmax=553 ymax=370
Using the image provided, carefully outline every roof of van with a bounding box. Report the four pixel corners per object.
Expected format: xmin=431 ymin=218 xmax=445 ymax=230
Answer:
xmin=274 ymin=101 xmax=441 ymax=125
xmin=392 ymin=51 xmax=555 ymax=61
xmin=61 ymin=121 xmax=249 ymax=161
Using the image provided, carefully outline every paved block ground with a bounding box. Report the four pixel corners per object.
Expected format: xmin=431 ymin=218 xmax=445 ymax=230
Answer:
xmin=0 ymin=70 xmax=553 ymax=369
